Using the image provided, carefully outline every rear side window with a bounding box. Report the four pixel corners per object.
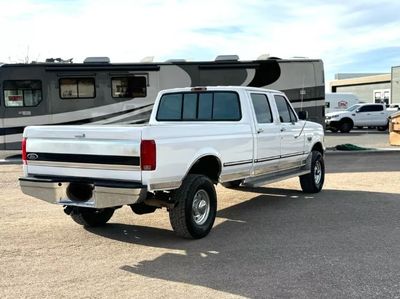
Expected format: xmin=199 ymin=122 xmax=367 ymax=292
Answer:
xmin=156 ymin=91 xmax=241 ymax=121
xmin=251 ymin=93 xmax=273 ymax=123
xmin=3 ymin=80 xmax=42 ymax=107
xmin=274 ymin=95 xmax=297 ymax=123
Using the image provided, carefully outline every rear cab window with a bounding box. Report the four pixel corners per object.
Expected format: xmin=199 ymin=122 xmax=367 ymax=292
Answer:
xmin=156 ymin=91 xmax=241 ymax=121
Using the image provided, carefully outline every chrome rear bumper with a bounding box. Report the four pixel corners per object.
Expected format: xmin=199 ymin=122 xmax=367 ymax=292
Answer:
xmin=19 ymin=176 xmax=146 ymax=209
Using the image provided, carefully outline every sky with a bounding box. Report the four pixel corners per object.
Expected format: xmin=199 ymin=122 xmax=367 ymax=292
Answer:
xmin=1 ymin=0 xmax=400 ymax=82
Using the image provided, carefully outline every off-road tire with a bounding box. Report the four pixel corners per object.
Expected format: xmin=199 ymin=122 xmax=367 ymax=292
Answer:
xmin=169 ymin=174 xmax=217 ymax=239
xmin=222 ymin=179 xmax=243 ymax=188
xmin=70 ymin=207 xmax=114 ymax=227
xmin=299 ymin=151 xmax=325 ymax=193
xmin=340 ymin=120 xmax=353 ymax=133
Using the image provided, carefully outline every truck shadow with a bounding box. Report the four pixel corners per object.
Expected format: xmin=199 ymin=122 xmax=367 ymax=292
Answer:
xmin=86 ymin=187 xmax=400 ymax=298
xmin=325 ymin=151 xmax=400 ymax=173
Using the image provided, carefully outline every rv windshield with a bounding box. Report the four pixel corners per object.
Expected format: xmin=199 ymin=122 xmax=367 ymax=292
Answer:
xmin=346 ymin=104 xmax=361 ymax=112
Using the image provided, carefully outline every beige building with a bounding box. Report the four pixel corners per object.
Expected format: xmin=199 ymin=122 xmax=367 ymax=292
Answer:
xmin=330 ymin=73 xmax=391 ymax=104
xmin=392 ymin=66 xmax=400 ymax=104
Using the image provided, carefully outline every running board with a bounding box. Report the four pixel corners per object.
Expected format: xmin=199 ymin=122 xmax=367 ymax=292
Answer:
xmin=242 ymin=168 xmax=310 ymax=188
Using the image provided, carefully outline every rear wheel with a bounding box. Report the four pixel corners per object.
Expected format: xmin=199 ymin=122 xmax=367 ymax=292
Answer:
xmin=299 ymin=151 xmax=325 ymax=193
xmin=70 ymin=207 xmax=114 ymax=227
xmin=377 ymin=123 xmax=388 ymax=131
xmin=169 ymin=174 xmax=217 ymax=239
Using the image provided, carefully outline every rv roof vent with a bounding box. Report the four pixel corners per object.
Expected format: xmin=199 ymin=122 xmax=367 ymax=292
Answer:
xmin=257 ymin=54 xmax=270 ymax=60
xmin=141 ymin=56 xmax=154 ymax=63
xmin=215 ymin=55 xmax=239 ymax=61
xmin=291 ymin=56 xmax=308 ymax=59
xmin=165 ymin=59 xmax=187 ymax=63
xmin=83 ymin=57 xmax=110 ymax=64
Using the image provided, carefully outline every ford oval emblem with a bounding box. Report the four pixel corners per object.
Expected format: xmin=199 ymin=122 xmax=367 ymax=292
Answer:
xmin=27 ymin=153 xmax=39 ymax=160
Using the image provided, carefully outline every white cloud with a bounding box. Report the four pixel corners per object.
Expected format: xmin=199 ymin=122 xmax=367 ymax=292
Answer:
xmin=1 ymin=0 xmax=400 ymax=80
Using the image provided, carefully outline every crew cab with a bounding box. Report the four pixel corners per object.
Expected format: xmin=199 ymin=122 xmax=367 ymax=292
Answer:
xmin=19 ymin=86 xmax=325 ymax=239
xmin=326 ymin=103 xmax=394 ymax=133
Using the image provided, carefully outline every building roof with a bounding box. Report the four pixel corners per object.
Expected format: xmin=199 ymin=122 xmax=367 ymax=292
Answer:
xmin=330 ymin=74 xmax=391 ymax=88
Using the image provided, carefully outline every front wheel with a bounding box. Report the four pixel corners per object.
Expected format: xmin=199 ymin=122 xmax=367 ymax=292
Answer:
xmin=169 ymin=174 xmax=217 ymax=239
xmin=299 ymin=151 xmax=325 ymax=193
xmin=70 ymin=207 xmax=114 ymax=227
xmin=340 ymin=120 xmax=353 ymax=133
xmin=329 ymin=127 xmax=339 ymax=133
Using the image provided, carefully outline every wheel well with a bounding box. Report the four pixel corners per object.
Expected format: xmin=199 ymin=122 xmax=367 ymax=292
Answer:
xmin=341 ymin=117 xmax=353 ymax=125
xmin=187 ymin=156 xmax=221 ymax=183
xmin=312 ymin=142 xmax=324 ymax=155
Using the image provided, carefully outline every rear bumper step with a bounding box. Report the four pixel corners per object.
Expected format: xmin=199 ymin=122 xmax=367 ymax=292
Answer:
xmin=19 ymin=176 xmax=146 ymax=209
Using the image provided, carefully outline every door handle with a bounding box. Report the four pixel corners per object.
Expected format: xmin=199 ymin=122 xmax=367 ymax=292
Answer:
xmin=280 ymin=127 xmax=286 ymax=132
xmin=257 ymin=128 xmax=264 ymax=133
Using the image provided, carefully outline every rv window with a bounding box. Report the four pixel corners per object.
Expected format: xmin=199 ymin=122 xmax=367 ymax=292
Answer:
xmin=111 ymin=76 xmax=146 ymax=98
xmin=60 ymin=78 xmax=95 ymax=99
xmin=3 ymin=80 xmax=42 ymax=107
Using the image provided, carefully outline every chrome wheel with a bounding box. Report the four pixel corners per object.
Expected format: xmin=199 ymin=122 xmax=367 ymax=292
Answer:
xmin=192 ymin=189 xmax=210 ymax=226
xmin=314 ymin=160 xmax=322 ymax=185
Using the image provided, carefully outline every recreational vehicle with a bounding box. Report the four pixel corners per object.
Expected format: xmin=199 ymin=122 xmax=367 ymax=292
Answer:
xmin=0 ymin=56 xmax=325 ymax=150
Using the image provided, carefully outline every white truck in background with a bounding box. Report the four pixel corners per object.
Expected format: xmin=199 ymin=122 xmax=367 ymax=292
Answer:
xmin=325 ymin=93 xmax=359 ymax=114
xmin=326 ymin=103 xmax=395 ymax=133
xmin=19 ymin=86 xmax=325 ymax=239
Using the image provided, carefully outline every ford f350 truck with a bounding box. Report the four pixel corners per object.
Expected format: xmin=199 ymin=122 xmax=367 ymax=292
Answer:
xmin=19 ymin=86 xmax=325 ymax=239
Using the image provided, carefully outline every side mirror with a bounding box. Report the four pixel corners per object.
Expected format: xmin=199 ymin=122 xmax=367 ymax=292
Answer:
xmin=298 ymin=110 xmax=308 ymax=120
xmin=356 ymin=109 xmax=360 ymax=113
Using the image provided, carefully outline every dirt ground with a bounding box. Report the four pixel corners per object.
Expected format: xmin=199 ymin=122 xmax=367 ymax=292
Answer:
xmin=1 ymin=153 xmax=400 ymax=298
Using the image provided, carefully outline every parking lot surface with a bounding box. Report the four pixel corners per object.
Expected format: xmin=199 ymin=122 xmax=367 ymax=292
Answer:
xmin=1 ymin=152 xmax=400 ymax=298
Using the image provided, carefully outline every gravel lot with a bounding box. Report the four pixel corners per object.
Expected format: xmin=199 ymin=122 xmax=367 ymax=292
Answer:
xmin=1 ymin=152 xmax=400 ymax=298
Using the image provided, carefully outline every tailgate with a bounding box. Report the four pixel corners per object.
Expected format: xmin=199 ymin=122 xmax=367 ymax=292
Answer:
xmin=23 ymin=125 xmax=143 ymax=182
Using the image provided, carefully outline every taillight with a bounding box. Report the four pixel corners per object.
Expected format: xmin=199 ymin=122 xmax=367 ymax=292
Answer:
xmin=22 ymin=138 xmax=27 ymax=165
xmin=140 ymin=140 xmax=156 ymax=171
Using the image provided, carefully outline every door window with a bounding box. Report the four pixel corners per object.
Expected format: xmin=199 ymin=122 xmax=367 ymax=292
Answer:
xmin=251 ymin=93 xmax=273 ymax=123
xmin=274 ymin=95 xmax=297 ymax=123
xmin=359 ymin=105 xmax=383 ymax=112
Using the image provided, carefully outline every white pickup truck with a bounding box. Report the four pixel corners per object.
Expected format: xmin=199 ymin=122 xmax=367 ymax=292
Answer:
xmin=325 ymin=103 xmax=393 ymax=133
xmin=20 ymin=86 xmax=325 ymax=239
